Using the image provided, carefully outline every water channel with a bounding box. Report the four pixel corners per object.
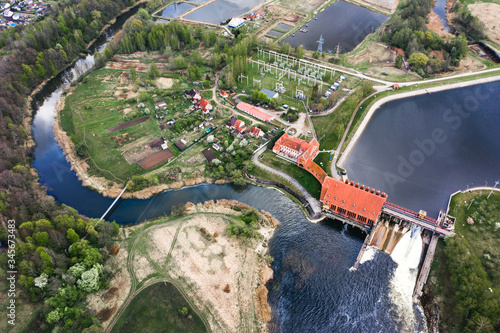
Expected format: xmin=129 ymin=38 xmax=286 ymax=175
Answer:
xmin=432 ymin=0 xmax=450 ymax=32
xmin=28 ymin=4 xmax=500 ymax=332
xmin=280 ymin=1 xmax=388 ymax=54
xmin=184 ymin=0 xmax=264 ymax=25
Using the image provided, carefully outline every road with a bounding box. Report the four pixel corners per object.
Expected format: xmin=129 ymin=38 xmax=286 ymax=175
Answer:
xmin=253 ymin=145 xmax=322 ymax=217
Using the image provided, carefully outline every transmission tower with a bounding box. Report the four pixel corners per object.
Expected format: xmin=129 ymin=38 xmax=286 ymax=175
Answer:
xmin=317 ymin=34 xmax=324 ymax=53
xmin=335 ymin=43 xmax=341 ymax=62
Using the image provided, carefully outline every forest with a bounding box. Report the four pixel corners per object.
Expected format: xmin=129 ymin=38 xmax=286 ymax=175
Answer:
xmin=382 ymin=0 xmax=469 ymax=76
xmin=0 ymin=0 xmax=163 ymax=331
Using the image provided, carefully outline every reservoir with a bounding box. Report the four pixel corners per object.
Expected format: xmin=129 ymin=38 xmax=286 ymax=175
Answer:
xmin=184 ymin=0 xmax=264 ymax=25
xmin=158 ymin=3 xmax=195 ymax=18
xmin=343 ymin=82 xmax=500 ymax=217
xmin=280 ymin=1 xmax=388 ymax=53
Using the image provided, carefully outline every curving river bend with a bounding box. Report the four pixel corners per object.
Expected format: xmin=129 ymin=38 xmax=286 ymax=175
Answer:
xmin=29 ymin=7 xmax=500 ymax=333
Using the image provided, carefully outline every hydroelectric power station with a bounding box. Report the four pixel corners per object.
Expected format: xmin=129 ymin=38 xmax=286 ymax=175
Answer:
xmin=272 ymin=133 xmax=456 ymax=299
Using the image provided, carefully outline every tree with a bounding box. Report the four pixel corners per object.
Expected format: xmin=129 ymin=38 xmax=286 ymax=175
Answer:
xmin=171 ymin=204 xmax=186 ymax=217
xmin=35 ymin=232 xmax=50 ymax=247
xmin=67 ymin=228 xmax=80 ymax=244
xmin=178 ymin=307 xmax=188 ymax=317
xmin=129 ymin=66 xmax=137 ymax=81
xmin=187 ymin=65 xmax=202 ymax=81
xmin=311 ymin=83 xmax=319 ymax=100
xmin=77 ymin=264 xmax=102 ymax=293
xmin=408 ymin=52 xmax=429 ymax=69
xmin=34 ymin=273 xmax=49 ymax=289
xmin=174 ymin=55 xmax=187 ymax=69
xmin=280 ymin=42 xmax=291 ymax=55
xmin=46 ymin=309 xmax=62 ymax=324
xmin=81 ymin=248 xmax=102 ymax=267
xmin=147 ymin=63 xmax=160 ymax=80
xmin=395 ymin=54 xmax=403 ymax=68
xmin=296 ymin=45 xmax=304 ymax=59
xmin=69 ymin=263 xmax=87 ymax=279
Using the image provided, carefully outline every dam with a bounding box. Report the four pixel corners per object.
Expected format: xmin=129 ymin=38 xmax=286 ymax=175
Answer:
xmin=272 ymin=133 xmax=456 ymax=298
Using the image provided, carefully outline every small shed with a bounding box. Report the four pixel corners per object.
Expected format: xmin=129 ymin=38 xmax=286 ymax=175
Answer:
xmin=175 ymin=140 xmax=188 ymax=151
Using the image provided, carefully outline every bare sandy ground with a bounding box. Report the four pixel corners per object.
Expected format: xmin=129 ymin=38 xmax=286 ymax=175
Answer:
xmin=156 ymin=77 xmax=176 ymax=89
xmin=126 ymin=200 xmax=279 ymax=332
xmin=469 ymin=3 xmax=500 ymax=44
xmin=350 ymin=0 xmax=397 ymax=14
xmin=426 ymin=11 xmax=453 ymax=38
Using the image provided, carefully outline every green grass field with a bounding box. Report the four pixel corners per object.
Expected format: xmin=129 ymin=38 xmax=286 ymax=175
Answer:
xmin=260 ymin=150 xmax=321 ymax=199
xmin=426 ymin=191 xmax=500 ymax=331
xmin=111 ymin=282 xmax=207 ymax=333
xmin=311 ymin=81 xmax=372 ymax=150
xmin=313 ymin=152 xmax=333 ymax=177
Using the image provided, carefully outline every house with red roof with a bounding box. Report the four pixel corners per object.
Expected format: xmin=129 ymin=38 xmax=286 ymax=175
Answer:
xmin=249 ymin=126 xmax=263 ymax=138
xmin=219 ymin=91 xmax=229 ymax=99
xmin=233 ymin=119 xmax=246 ymax=133
xmin=197 ymin=99 xmax=213 ymax=114
xmin=272 ymin=133 xmax=319 ymax=163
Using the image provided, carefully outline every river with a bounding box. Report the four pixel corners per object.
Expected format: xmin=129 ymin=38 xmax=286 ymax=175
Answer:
xmin=27 ymin=5 xmax=471 ymax=332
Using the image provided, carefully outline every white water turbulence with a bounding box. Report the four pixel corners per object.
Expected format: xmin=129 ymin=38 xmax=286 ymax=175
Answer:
xmin=389 ymin=224 xmax=425 ymax=332
xmin=359 ymin=246 xmax=377 ymax=265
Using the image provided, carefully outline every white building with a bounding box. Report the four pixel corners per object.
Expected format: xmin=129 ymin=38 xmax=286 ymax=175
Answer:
xmin=228 ymin=17 xmax=245 ymax=29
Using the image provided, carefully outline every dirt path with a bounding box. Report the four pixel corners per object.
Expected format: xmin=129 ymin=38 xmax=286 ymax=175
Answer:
xmin=106 ymin=202 xmax=277 ymax=333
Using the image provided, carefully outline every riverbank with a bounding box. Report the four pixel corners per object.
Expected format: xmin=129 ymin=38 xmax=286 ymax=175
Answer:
xmin=95 ymin=199 xmax=279 ymax=332
xmin=337 ymin=74 xmax=500 ymax=168
xmin=423 ymin=190 xmax=500 ymax=331
xmin=52 ymin=86 xmax=228 ymax=199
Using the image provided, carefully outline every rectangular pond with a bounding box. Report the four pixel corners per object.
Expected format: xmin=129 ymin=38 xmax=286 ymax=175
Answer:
xmin=275 ymin=23 xmax=292 ymax=31
xmin=281 ymin=1 xmax=388 ymax=54
xmin=184 ymin=0 xmax=265 ymax=25
xmin=159 ymin=3 xmax=195 ymax=18
xmin=268 ymin=30 xmax=284 ymax=37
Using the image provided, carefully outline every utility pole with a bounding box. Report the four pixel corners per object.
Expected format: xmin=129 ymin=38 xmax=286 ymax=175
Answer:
xmin=487 ymin=180 xmax=500 ymax=199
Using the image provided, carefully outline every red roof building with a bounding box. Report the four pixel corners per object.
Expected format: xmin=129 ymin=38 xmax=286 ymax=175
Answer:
xmin=272 ymin=133 xmax=319 ymax=163
xmin=198 ymin=99 xmax=213 ymax=113
xmin=321 ymin=178 xmax=388 ymax=227
xmin=236 ymin=102 xmax=274 ymax=122
xmin=249 ymin=126 xmax=263 ymax=138
xmin=220 ymin=91 xmax=228 ymax=98
xmin=233 ymin=119 xmax=246 ymax=133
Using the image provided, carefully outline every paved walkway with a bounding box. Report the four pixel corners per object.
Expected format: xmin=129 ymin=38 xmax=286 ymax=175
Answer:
xmin=253 ymin=146 xmax=323 ymax=217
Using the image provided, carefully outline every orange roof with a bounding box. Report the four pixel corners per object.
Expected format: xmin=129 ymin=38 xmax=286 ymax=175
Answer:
xmin=273 ymin=134 xmax=319 ymax=158
xmin=250 ymin=127 xmax=261 ymax=136
xmin=304 ymin=159 xmax=327 ymax=184
xmin=236 ymin=102 xmax=274 ymax=122
xmin=234 ymin=119 xmax=245 ymax=129
xmin=321 ymin=177 xmax=387 ymax=220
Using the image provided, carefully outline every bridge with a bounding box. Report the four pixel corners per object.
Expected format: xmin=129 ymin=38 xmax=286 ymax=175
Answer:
xmin=381 ymin=202 xmax=454 ymax=237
